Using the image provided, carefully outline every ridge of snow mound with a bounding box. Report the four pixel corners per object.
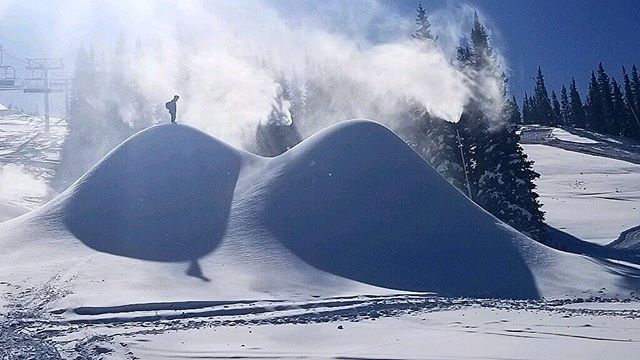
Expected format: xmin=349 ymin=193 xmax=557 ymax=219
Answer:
xmin=1 ymin=121 xmax=640 ymax=310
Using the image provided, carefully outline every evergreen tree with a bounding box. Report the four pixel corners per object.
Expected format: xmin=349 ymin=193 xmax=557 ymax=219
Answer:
xmin=508 ymin=95 xmax=522 ymax=125
xmin=455 ymin=15 xmax=547 ymax=241
xmin=623 ymin=66 xmax=640 ymax=138
xmin=630 ymin=65 xmax=640 ymax=112
xmin=560 ymin=85 xmax=570 ymax=126
xmin=469 ymin=12 xmax=492 ymax=68
xmin=568 ymin=78 xmax=586 ymax=128
xmin=522 ymin=93 xmax=532 ymax=124
xmin=412 ymin=4 xmax=435 ymax=41
xmin=611 ymin=78 xmax=627 ymax=136
xmin=551 ymin=90 xmax=561 ymax=125
xmin=628 ymin=65 xmax=640 ymax=137
xmin=406 ymin=108 xmax=468 ymax=191
xmin=532 ymin=67 xmax=554 ymax=125
xmin=585 ymin=71 xmax=605 ymax=132
xmin=596 ymin=63 xmax=615 ymax=133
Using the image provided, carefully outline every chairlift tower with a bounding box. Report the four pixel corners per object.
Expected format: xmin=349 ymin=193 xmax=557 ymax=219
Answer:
xmin=24 ymin=58 xmax=69 ymax=133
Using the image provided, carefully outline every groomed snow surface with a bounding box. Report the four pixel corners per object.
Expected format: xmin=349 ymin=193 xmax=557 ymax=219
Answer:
xmin=2 ymin=121 xmax=640 ymax=359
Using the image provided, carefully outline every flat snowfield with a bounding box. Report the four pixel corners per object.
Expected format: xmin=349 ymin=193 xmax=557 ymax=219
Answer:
xmin=2 ymin=121 xmax=640 ymax=359
xmin=122 ymin=305 xmax=640 ymax=360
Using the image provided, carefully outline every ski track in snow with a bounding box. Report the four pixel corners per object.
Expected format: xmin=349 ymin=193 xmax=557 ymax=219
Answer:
xmin=3 ymin=285 xmax=640 ymax=360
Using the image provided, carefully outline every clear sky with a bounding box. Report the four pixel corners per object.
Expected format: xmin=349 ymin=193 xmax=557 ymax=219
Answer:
xmin=387 ymin=0 xmax=640 ymax=101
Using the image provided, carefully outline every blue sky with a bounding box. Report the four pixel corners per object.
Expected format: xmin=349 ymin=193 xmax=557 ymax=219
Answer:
xmin=387 ymin=0 xmax=640 ymax=101
xmin=1 ymin=0 xmax=638 ymax=112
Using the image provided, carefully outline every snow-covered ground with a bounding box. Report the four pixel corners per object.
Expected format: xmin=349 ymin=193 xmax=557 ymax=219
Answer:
xmin=520 ymin=126 xmax=640 ymax=246
xmin=2 ymin=121 xmax=640 ymax=359
xmin=522 ymin=144 xmax=640 ymax=245
xmin=551 ymin=128 xmax=599 ymax=144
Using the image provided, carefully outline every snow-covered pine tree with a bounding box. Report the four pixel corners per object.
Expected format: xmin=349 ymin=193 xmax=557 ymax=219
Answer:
xmin=412 ymin=4 xmax=435 ymax=42
xmin=408 ymin=107 xmax=468 ymax=192
xmin=396 ymin=4 xmax=468 ymax=193
xmin=473 ymin=121 xmax=547 ymax=240
xmin=456 ymin=13 xmax=547 ymax=241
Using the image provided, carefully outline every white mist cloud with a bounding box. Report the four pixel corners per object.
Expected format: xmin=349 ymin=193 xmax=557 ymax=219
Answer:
xmin=1 ymin=0 xmax=509 ymax=148
xmin=0 ymin=164 xmax=50 ymax=207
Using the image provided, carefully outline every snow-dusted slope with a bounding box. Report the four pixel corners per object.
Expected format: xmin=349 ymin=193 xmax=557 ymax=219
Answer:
xmin=1 ymin=121 xmax=639 ymax=317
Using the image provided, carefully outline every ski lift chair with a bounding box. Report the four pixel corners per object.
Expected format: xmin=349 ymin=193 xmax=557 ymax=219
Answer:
xmin=0 ymin=66 xmax=16 ymax=88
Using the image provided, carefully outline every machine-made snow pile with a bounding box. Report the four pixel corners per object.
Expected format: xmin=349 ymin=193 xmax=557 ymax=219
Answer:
xmin=1 ymin=121 xmax=639 ymax=314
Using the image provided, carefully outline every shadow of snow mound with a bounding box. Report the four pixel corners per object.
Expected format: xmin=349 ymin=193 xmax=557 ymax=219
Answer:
xmin=62 ymin=125 xmax=242 ymax=262
xmin=263 ymin=120 xmax=539 ymax=299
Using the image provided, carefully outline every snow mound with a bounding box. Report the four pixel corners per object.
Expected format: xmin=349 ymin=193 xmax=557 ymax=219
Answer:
xmin=59 ymin=125 xmax=243 ymax=261
xmin=0 ymin=103 xmax=6 ymax=110
xmin=1 ymin=121 xmax=640 ymax=311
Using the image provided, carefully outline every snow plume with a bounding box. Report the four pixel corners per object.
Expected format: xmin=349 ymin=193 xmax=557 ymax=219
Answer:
xmin=2 ymin=0 xmax=508 ymax=147
xmin=0 ymin=164 xmax=50 ymax=207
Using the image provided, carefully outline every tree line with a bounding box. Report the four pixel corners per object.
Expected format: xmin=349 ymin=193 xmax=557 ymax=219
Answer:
xmin=521 ymin=64 xmax=640 ymax=140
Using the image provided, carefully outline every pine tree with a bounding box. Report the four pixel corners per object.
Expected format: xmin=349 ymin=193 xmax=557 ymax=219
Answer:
xmin=568 ymin=78 xmax=586 ymax=128
xmin=596 ymin=63 xmax=615 ymax=133
xmin=522 ymin=93 xmax=532 ymax=124
xmin=611 ymin=78 xmax=628 ymax=136
xmin=508 ymin=95 xmax=522 ymax=124
xmin=408 ymin=109 xmax=468 ymax=191
xmin=623 ymin=66 xmax=640 ymax=139
xmin=412 ymin=4 xmax=435 ymax=41
xmin=551 ymin=91 xmax=561 ymax=125
xmin=585 ymin=71 xmax=605 ymax=132
xmin=533 ymin=67 xmax=554 ymax=125
xmin=629 ymin=65 xmax=640 ymax=137
xmin=455 ymin=15 xmax=547 ymax=241
xmin=560 ymin=85 xmax=570 ymax=126
xmin=630 ymin=65 xmax=640 ymax=111
xmin=470 ymin=12 xmax=492 ymax=69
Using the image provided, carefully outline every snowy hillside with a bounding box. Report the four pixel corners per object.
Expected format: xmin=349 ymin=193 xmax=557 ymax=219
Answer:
xmin=1 ymin=121 xmax=640 ymax=359
xmin=520 ymin=126 xmax=640 ymax=248
xmin=2 ymin=120 xmax=639 ymax=313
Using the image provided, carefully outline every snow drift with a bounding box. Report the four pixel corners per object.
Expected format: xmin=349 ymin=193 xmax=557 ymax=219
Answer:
xmin=1 ymin=121 xmax=639 ymax=312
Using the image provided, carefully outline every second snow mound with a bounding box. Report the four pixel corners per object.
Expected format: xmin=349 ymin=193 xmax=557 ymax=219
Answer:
xmin=261 ymin=121 xmax=538 ymax=298
xmin=2 ymin=120 xmax=640 ymax=306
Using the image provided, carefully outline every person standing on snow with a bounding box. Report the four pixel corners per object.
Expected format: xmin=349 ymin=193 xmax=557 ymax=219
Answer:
xmin=165 ymin=95 xmax=179 ymax=124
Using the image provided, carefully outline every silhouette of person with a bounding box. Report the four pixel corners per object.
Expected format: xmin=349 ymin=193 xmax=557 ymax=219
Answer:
xmin=165 ymin=95 xmax=179 ymax=123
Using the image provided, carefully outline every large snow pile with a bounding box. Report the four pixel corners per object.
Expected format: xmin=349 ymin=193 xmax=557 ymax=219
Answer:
xmin=1 ymin=121 xmax=639 ymax=315
xmin=0 ymin=103 xmax=6 ymax=110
